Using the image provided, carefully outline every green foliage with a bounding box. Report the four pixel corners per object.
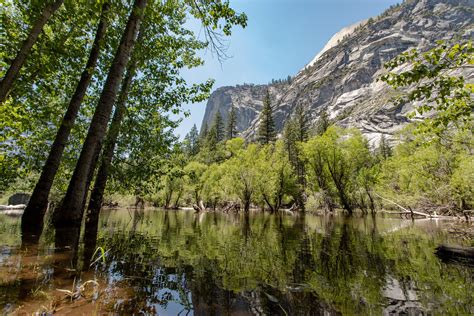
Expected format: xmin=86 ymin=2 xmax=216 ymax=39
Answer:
xmin=376 ymin=134 xmax=392 ymax=160
xmin=450 ymin=154 xmax=474 ymax=208
xmin=377 ymin=126 xmax=473 ymax=210
xmin=256 ymin=141 xmax=298 ymax=212
xmin=1 ymin=1 xmax=113 ymax=192
xmin=313 ymin=110 xmax=330 ymax=136
xmin=183 ymin=124 xmax=200 ymax=156
xmin=221 ymin=141 xmax=260 ymax=211
xmin=183 ymin=160 xmax=208 ymax=205
xmin=1 ymin=0 xmax=247 ymax=196
xmin=381 ymin=40 xmax=473 ymax=136
xmin=209 ymin=110 xmax=225 ymax=143
xmin=302 ymin=127 xmax=374 ymax=213
xmin=282 ymin=105 xmax=309 ymax=206
xmin=151 ymin=151 xmax=187 ymax=209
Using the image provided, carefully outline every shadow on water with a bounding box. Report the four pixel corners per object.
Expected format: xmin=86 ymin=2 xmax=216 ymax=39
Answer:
xmin=2 ymin=209 xmax=473 ymax=314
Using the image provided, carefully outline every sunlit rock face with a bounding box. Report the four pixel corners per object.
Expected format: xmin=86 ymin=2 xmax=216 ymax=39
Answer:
xmin=200 ymin=0 xmax=473 ymax=146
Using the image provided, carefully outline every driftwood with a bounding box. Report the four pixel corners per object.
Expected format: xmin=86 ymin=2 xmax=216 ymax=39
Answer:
xmin=0 ymin=204 xmax=26 ymax=210
xmin=435 ymin=244 xmax=474 ymax=265
xmin=374 ymin=193 xmax=433 ymax=218
xmin=288 ymin=203 xmax=299 ymax=212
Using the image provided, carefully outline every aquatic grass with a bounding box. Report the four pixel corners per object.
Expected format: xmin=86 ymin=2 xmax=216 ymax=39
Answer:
xmin=90 ymin=246 xmax=108 ymax=267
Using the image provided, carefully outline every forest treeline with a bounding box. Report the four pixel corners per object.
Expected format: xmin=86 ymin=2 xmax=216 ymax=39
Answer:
xmin=151 ymin=40 xmax=473 ymax=215
xmin=151 ymin=115 xmax=473 ymax=216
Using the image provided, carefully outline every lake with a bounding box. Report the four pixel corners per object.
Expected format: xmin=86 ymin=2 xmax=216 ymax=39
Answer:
xmin=0 ymin=209 xmax=473 ymax=315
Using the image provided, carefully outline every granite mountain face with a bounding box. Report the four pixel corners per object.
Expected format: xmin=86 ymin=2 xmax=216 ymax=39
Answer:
xmin=200 ymin=0 xmax=473 ymax=145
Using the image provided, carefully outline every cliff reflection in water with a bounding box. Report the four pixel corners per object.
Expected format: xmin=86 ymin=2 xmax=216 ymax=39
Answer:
xmin=0 ymin=209 xmax=473 ymax=315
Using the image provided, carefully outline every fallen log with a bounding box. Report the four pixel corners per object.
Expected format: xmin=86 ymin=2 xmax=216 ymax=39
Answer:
xmin=375 ymin=193 xmax=433 ymax=218
xmin=435 ymin=244 xmax=474 ymax=265
xmin=0 ymin=204 xmax=26 ymax=210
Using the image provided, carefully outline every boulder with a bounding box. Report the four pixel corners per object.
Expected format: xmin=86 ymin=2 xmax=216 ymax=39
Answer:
xmin=8 ymin=192 xmax=30 ymax=206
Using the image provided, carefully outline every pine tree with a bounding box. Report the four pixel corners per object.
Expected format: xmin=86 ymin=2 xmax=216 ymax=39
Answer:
xmin=282 ymin=107 xmax=308 ymax=208
xmin=213 ymin=111 xmax=225 ymax=142
xmin=377 ymin=134 xmax=392 ymax=159
xmin=293 ymin=104 xmax=309 ymax=142
xmin=257 ymin=90 xmax=276 ymax=144
xmin=200 ymin=122 xmax=209 ymax=146
xmin=226 ymin=105 xmax=238 ymax=139
xmin=188 ymin=124 xmax=200 ymax=155
xmin=206 ymin=124 xmax=218 ymax=148
xmin=314 ymin=110 xmax=330 ymax=136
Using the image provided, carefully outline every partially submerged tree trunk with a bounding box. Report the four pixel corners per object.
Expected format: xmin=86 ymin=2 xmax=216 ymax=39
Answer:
xmin=21 ymin=2 xmax=110 ymax=244
xmin=435 ymin=244 xmax=474 ymax=265
xmin=53 ymin=0 xmax=148 ymax=230
xmin=84 ymin=56 xmax=138 ymax=247
xmin=0 ymin=0 xmax=64 ymax=103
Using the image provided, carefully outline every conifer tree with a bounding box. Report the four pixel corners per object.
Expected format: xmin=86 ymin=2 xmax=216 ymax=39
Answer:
xmin=188 ymin=124 xmax=200 ymax=155
xmin=206 ymin=124 xmax=218 ymax=148
xmin=198 ymin=122 xmax=208 ymax=149
xmin=293 ymin=104 xmax=309 ymax=142
xmin=377 ymin=134 xmax=392 ymax=159
xmin=282 ymin=105 xmax=309 ymax=208
xmin=213 ymin=111 xmax=225 ymax=142
xmin=226 ymin=105 xmax=238 ymax=139
xmin=314 ymin=110 xmax=330 ymax=136
xmin=257 ymin=90 xmax=276 ymax=144
xmin=200 ymin=122 xmax=209 ymax=140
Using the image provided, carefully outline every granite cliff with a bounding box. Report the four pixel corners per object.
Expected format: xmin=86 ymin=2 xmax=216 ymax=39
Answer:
xmin=200 ymin=0 xmax=473 ymax=145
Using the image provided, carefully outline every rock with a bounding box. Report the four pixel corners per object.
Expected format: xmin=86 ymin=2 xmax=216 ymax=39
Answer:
xmin=200 ymin=0 xmax=473 ymax=147
xmin=8 ymin=192 xmax=30 ymax=206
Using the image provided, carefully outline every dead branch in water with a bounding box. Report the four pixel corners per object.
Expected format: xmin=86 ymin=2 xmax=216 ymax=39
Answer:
xmin=374 ymin=192 xmax=433 ymax=218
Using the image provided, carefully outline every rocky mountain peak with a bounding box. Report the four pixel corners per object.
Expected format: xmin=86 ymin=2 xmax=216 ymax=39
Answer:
xmin=200 ymin=0 xmax=473 ymax=145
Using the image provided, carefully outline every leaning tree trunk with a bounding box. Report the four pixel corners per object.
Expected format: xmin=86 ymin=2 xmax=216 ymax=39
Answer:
xmin=83 ymin=59 xmax=137 ymax=249
xmin=53 ymin=0 xmax=147 ymax=230
xmin=21 ymin=2 xmax=110 ymax=244
xmin=0 ymin=0 xmax=64 ymax=103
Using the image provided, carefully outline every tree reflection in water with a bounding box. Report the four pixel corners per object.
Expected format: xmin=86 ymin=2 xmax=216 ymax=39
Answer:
xmin=1 ymin=209 xmax=472 ymax=314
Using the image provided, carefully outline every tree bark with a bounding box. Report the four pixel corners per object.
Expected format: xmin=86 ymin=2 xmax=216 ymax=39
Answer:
xmin=53 ymin=0 xmax=148 ymax=230
xmin=0 ymin=0 xmax=64 ymax=103
xmin=21 ymin=2 xmax=110 ymax=244
xmin=83 ymin=60 xmax=137 ymax=246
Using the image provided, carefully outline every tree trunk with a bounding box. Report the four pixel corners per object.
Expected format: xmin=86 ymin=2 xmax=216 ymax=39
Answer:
xmin=174 ymin=190 xmax=183 ymax=209
xmin=53 ymin=0 xmax=147 ymax=230
xmin=0 ymin=0 xmax=64 ymax=103
xmin=83 ymin=58 xmax=137 ymax=246
xmin=21 ymin=2 xmax=110 ymax=244
xmin=244 ymin=199 xmax=251 ymax=213
xmin=436 ymin=244 xmax=474 ymax=265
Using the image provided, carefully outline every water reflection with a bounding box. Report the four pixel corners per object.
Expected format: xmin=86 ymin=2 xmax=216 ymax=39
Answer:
xmin=0 ymin=210 xmax=473 ymax=315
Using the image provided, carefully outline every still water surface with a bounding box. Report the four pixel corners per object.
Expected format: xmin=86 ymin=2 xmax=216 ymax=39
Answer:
xmin=0 ymin=209 xmax=473 ymax=315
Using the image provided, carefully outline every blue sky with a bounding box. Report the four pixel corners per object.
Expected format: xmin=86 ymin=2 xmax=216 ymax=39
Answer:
xmin=176 ymin=0 xmax=401 ymax=138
